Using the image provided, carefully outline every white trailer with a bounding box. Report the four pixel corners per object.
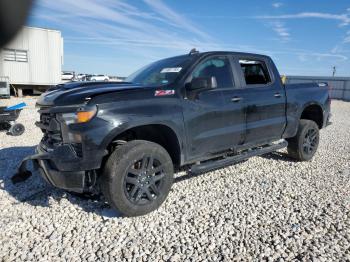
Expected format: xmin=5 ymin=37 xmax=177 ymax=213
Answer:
xmin=0 ymin=26 xmax=63 ymax=97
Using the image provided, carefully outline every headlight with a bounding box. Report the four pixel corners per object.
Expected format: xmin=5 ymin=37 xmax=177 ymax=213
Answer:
xmin=61 ymin=106 xmax=97 ymax=124
xmin=58 ymin=106 xmax=97 ymax=143
xmin=60 ymin=112 xmax=76 ymax=124
xmin=77 ymin=108 xmax=97 ymax=123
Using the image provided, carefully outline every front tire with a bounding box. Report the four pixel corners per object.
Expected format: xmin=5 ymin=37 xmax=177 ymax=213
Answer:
xmin=286 ymin=119 xmax=319 ymax=161
xmin=101 ymin=140 xmax=174 ymax=217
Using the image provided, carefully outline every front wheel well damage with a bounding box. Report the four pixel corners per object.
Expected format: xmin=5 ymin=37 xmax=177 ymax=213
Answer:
xmin=300 ymin=104 xmax=323 ymax=129
xmin=106 ymin=124 xmax=181 ymax=169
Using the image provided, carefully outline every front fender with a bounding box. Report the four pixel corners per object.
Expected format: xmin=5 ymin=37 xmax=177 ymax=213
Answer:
xmin=93 ymin=98 xmax=186 ymax=152
xmin=100 ymin=119 xmax=184 ymax=152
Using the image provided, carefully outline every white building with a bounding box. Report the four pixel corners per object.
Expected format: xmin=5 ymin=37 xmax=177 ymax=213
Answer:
xmin=0 ymin=26 xmax=63 ymax=96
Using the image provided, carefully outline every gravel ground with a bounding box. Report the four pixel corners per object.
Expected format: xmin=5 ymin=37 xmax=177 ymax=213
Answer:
xmin=0 ymin=97 xmax=350 ymax=261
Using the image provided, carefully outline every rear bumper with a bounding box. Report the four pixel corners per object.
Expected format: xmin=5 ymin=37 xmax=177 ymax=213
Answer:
xmin=17 ymin=142 xmax=105 ymax=193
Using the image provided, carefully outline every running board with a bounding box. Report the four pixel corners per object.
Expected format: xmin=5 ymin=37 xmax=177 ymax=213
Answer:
xmin=190 ymin=140 xmax=288 ymax=175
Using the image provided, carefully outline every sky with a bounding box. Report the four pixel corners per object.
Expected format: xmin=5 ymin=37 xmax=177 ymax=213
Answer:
xmin=28 ymin=0 xmax=350 ymax=77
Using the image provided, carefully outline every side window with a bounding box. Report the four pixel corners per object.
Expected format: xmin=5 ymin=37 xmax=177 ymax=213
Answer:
xmin=192 ymin=57 xmax=234 ymax=88
xmin=239 ymin=59 xmax=271 ymax=85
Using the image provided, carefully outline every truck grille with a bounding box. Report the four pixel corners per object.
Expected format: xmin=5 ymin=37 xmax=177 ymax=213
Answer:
xmin=37 ymin=109 xmax=63 ymax=147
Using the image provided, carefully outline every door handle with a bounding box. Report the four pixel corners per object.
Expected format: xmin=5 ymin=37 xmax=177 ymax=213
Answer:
xmin=274 ymin=92 xmax=282 ymax=98
xmin=231 ymin=96 xmax=242 ymax=102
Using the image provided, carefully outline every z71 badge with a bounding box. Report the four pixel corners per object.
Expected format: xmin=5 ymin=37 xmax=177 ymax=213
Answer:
xmin=155 ymin=90 xmax=175 ymax=96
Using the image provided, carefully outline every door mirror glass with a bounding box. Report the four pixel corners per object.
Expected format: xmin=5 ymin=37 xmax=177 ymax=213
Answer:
xmin=188 ymin=76 xmax=217 ymax=91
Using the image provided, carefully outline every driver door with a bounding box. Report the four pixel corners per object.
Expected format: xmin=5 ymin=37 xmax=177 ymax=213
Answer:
xmin=182 ymin=55 xmax=246 ymax=162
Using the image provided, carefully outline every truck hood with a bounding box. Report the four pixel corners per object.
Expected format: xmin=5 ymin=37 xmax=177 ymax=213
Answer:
xmin=37 ymin=81 xmax=145 ymax=107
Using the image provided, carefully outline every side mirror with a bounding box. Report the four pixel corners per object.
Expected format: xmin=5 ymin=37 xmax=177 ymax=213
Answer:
xmin=188 ymin=76 xmax=217 ymax=91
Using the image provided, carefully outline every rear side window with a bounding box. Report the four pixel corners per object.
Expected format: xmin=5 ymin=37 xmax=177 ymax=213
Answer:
xmin=239 ymin=59 xmax=271 ymax=85
xmin=192 ymin=57 xmax=234 ymax=88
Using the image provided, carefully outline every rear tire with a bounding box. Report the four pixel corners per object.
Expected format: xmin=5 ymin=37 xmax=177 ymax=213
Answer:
xmin=9 ymin=123 xmax=25 ymax=136
xmin=101 ymin=140 xmax=174 ymax=217
xmin=286 ymin=119 xmax=319 ymax=161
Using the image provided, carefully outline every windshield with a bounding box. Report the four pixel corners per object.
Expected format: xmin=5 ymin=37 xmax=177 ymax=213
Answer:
xmin=126 ymin=55 xmax=194 ymax=86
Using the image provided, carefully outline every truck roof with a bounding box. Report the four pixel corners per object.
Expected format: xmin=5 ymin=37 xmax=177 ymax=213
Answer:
xmin=206 ymin=51 xmax=269 ymax=58
xmin=170 ymin=51 xmax=271 ymax=61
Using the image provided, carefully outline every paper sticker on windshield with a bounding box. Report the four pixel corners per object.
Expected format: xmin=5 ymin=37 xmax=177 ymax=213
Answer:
xmin=160 ymin=67 xmax=182 ymax=73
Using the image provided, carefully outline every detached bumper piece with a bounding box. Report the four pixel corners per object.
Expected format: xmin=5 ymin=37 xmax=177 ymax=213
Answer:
xmin=11 ymin=153 xmax=45 ymax=183
xmin=12 ymin=151 xmax=86 ymax=193
xmin=12 ymin=143 xmax=102 ymax=193
xmin=37 ymin=158 xmax=86 ymax=193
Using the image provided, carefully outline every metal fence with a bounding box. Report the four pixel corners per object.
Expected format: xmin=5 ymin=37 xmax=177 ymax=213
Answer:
xmin=285 ymin=76 xmax=350 ymax=101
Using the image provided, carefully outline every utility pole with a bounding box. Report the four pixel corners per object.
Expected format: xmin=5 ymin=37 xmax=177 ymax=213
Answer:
xmin=332 ymin=66 xmax=336 ymax=77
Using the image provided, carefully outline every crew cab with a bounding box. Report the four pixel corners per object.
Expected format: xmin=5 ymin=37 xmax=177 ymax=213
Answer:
xmin=14 ymin=51 xmax=331 ymax=216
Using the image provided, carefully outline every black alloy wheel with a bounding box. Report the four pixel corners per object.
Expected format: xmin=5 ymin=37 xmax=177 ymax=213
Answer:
xmin=287 ymin=119 xmax=320 ymax=161
xmin=124 ymin=155 xmax=166 ymax=205
xmin=302 ymin=128 xmax=318 ymax=155
xmin=101 ymin=140 xmax=174 ymax=217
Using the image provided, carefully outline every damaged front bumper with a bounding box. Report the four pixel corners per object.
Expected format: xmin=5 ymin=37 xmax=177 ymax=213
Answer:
xmin=13 ymin=142 xmax=105 ymax=193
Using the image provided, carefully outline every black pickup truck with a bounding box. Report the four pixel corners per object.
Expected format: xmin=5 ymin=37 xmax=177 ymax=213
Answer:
xmin=14 ymin=51 xmax=331 ymax=216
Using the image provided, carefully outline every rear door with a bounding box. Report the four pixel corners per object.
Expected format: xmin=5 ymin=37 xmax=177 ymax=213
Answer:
xmin=233 ymin=56 xmax=286 ymax=146
xmin=182 ymin=55 xmax=246 ymax=161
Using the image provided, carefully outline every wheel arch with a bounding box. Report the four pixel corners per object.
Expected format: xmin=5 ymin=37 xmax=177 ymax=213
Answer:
xmin=299 ymin=102 xmax=324 ymax=129
xmin=104 ymin=123 xmax=182 ymax=168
